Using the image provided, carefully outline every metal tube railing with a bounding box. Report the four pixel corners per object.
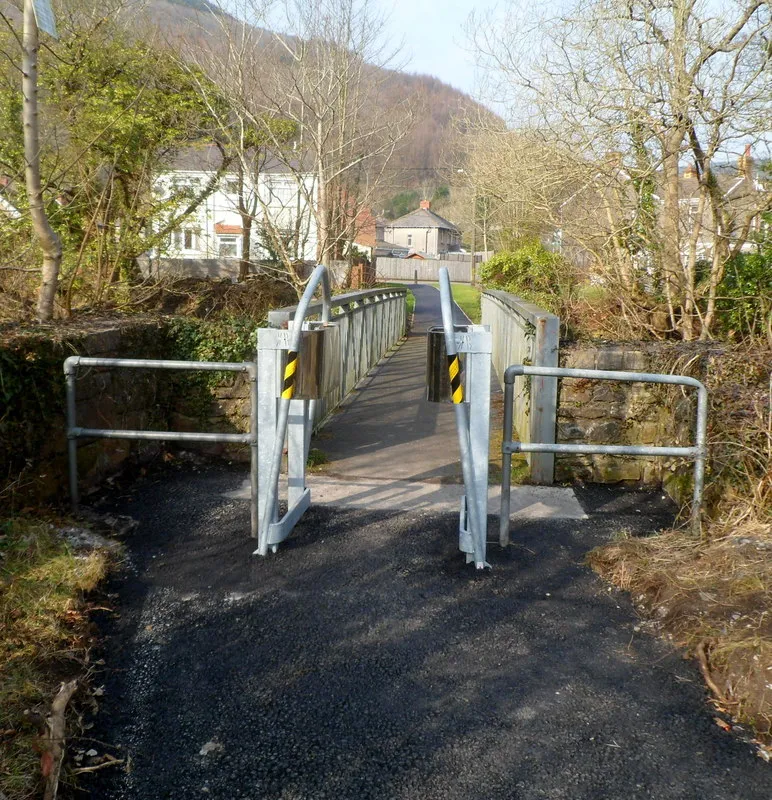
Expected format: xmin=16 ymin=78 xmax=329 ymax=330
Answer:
xmin=257 ymin=265 xmax=332 ymax=556
xmin=500 ymin=364 xmax=708 ymax=546
xmin=64 ymin=356 xmax=257 ymax=535
xmin=438 ymin=268 xmax=487 ymax=568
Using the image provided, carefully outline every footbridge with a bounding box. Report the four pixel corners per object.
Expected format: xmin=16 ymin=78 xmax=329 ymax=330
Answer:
xmin=61 ymin=270 xmax=772 ymax=800
xmin=64 ymin=265 xmax=707 ymax=568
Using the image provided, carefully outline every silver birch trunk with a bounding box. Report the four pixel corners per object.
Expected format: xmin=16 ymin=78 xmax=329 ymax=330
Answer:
xmin=23 ymin=0 xmax=62 ymax=322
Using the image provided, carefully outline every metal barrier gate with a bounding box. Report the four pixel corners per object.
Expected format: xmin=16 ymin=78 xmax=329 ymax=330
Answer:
xmin=499 ymin=364 xmax=708 ymax=545
xmin=429 ymin=269 xmax=493 ymax=569
xmin=65 ymin=268 xmax=708 ymax=567
xmin=64 ymin=266 xmax=334 ymax=553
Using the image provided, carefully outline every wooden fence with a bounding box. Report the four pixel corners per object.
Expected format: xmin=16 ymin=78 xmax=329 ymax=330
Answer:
xmin=376 ymin=257 xmax=474 ymax=283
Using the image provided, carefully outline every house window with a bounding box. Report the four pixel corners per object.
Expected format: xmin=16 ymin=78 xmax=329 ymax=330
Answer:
xmin=218 ymin=234 xmax=240 ymax=258
xmin=407 ymin=234 xmax=412 ymax=246
xmin=269 ymin=182 xmax=295 ymax=204
xmin=172 ymin=228 xmax=198 ymax=251
xmin=224 ymin=180 xmax=240 ymax=194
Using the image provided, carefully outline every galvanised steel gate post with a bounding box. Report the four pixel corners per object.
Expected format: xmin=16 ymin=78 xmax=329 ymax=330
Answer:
xmin=434 ymin=268 xmax=493 ymax=568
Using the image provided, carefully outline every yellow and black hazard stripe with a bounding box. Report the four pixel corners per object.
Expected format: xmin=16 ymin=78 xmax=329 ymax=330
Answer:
xmin=282 ymin=350 xmax=298 ymax=399
xmin=447 ymin=354 xmax=463 ymax=404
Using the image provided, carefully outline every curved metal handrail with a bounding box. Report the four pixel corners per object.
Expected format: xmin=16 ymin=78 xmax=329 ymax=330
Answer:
xmin=257 ymin=265 xmax=332 ymax=555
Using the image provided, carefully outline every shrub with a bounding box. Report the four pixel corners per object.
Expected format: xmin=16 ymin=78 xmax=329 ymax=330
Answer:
xmin=479 ymin=240 xmax=576 ymax=318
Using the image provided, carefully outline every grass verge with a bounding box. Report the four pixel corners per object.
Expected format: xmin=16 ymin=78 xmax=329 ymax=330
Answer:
xmin=588 ymin=517 xmax=771 ymax=758
xmin=588 ymin=342 xmax=771 ymax=758
xmin=0 ymin=517 xmax=109 ymax=799
xmin=430 ymin=282 xmax=481 ymax=323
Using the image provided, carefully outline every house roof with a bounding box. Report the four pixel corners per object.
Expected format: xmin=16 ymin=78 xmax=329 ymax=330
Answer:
xmin=386 ymin=207 xmax=460 ymax=232
xmin=375 ymin=239 xmax=410 ymax=257
xmin=165 ymin=144 xmax=311 ymax=174
xmin=676 ymin=170 xmax=764 ymax=201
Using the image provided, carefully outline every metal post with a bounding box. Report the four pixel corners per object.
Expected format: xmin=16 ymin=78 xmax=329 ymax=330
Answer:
xmin=692 ymin=383 xmax=708 ymax=534
xmin=500 ymin=375 xmax=516 ymax=548
xmin=258 ymin=265 xmax=332 ymax=555
xmin=248 ymin=361 xmax=258 ymax=540
xmin=468 ymin=334 xmax=492 ymax=558
xmin=438 ymin=268 xmax=487 ymax=568
xmin=64 ymin=357 xmax=79 ymax=510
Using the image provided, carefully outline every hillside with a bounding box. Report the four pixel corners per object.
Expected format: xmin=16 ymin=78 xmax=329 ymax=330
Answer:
xmin=143 ymin=0 xmax=494 ymax=188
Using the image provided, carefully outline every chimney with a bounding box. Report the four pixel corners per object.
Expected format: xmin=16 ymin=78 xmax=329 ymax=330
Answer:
xmin=419 ymin=200 xmax=431 ymax=210
xmin=738 ymin=144 xmax=753 ymax=179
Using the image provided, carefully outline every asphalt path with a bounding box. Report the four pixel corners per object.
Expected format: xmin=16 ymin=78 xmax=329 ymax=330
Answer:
xmin=313 ymin=283 xmax=475 ymax=483
xmin=81 ymin=464 xmax=772 ymax=800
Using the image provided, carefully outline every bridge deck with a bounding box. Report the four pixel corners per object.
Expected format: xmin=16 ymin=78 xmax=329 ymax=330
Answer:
xmin=314 ymin=283 xmax=470 ymax=483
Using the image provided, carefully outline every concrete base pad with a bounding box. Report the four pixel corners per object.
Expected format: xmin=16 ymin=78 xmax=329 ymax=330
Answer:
xmin=224 ymin=476 xmax=587 ymax=520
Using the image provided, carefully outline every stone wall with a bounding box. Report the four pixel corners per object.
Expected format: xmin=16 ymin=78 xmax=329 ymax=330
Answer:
xmin=1 ymin=319 xmax=168 ymax=507
xmin=556 ymin=343 xmax=699 ymax=496
xmin=0 ymin=318 xmax=255 ymax=508
xmin=170 ymin=371 xmax=252 ymax=462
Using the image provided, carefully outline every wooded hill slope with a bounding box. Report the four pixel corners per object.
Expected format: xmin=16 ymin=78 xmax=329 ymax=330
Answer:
xmin=144 ymin=0 xmax=493 ymax=189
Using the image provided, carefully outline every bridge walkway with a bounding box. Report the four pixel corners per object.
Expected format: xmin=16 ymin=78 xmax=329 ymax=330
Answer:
xmin=315 ymin=283 xmax=469 ymax=483
xmin=305 ymin=283 xmax=584 ymax=519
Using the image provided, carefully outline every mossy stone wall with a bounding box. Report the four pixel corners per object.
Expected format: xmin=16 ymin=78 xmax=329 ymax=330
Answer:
xmin=0 ymin=317 xmax=254 ymax=509
xmin=557 ymin=343 xmax=704 ymax=501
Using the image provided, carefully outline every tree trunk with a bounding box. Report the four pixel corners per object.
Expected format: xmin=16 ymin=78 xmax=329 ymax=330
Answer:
xmin=239 ymin=214 xmax=252 ymax=281
xmin=316 ymin=153 xmax=329 ymax=267
xmin=23 ymin=0 xmax=62 ymax=322
xmin=660 ymin=145 xmax=684 ymax=334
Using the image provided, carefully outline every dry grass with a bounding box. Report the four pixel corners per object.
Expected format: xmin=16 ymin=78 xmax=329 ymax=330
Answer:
xmin=588 ymin=516 xmax=771 ymax=749
xmin=589 ymin=342 xmax=771 ymax=756
xmin=0 ymin=517 xmax=109 ymax=799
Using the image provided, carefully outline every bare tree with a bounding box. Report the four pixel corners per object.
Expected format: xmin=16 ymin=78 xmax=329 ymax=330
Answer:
xmin=473 ymin=0 xmax=772 ymax=340
xmin=187 ymin=0 xmax=414 ymax=291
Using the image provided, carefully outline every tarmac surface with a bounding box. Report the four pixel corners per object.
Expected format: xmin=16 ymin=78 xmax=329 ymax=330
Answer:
xmin=81 ymin=467 xmax=772 ymax=800
xmin=79 ymin=284 xmax=772 ymax=798
xmin=314 ymin=283 xmax=472 ymax=483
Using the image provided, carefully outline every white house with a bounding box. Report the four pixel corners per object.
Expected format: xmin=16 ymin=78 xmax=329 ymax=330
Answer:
xmin=148 ymin=145 xmax=318 ymax=276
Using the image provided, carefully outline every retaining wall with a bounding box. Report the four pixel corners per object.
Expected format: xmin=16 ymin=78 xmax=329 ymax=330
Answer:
xmin=556 ymin=343 xmax=702 ymax=495
xmin=0 ymin=319 xmax=169 ymax=506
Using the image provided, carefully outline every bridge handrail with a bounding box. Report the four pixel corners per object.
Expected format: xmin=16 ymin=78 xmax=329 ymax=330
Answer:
xmin=480 ymin=288 xmax=559 ymax=329
xmin=268 ymin=286 xmax=408 ymax=328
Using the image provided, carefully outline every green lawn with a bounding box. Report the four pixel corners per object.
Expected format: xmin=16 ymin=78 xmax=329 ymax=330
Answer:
xmin=430 ymin=282 xmax=481 ymax=323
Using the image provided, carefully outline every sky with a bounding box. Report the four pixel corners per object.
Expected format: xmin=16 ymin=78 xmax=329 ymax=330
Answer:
xmin=376 ymin=0 xmax=503 ymax=97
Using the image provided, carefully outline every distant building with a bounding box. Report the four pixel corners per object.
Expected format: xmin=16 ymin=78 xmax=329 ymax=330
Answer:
xmin=677 ymin=148 xmax=768 ymax=260
xmin=353 ymin=210 xmax=409 ymax=259
xmin=382 ymin=201 xmax=461 ymax=258
xmin=147 ymin=145 xmax=317 ymax=276
xmin=552 ymin=146 xmax=769 ymax=269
